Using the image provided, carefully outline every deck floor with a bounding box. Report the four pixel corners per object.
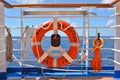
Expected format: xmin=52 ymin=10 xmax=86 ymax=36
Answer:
xmin=8 ymin=77 xmax=114 ymax=80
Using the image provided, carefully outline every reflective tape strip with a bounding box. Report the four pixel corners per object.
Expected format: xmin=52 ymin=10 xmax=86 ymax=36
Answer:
xmin=32 ymin=42 xmax=40 ymax=45
xmin=70 ymin=43 xmax=79 ymax=46
xmin=62 ymin=52 xmax=73 ymax=63
xmin=53 ymin=58 xmax=57 ymax=67
xmin=38 ymin=52 xmax=48 ymax=63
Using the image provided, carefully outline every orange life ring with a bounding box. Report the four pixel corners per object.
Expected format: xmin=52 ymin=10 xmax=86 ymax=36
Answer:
xmin=32 ymin=20 xmax=80 ymax=68
xmin=93 ymin=38 xmax=104 ymax=48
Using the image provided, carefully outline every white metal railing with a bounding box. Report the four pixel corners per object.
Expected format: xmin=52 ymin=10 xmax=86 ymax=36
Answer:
xmin=5 ymin=15 xmax=110 ymax=18
xmin=0 ymin=50 xmax=6 ymax=53
xmin=12 ymin=37 xmax=118 ymax=41
xmin=4 ymin=9 xmax=118 ymax=72
xmin=12 ymin=48 xmax=118 ymax=52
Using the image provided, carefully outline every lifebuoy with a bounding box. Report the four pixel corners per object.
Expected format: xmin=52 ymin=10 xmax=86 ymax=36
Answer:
xmin=32 ymin=20 xmax=79 ymax=67
xmin=93 ymin=38 xmax=104 ymax=48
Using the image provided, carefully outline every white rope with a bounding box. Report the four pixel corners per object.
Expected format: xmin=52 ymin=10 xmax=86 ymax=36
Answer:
xmin=41 ymin=21 xmax=53 ymax=30
xmin=59 ymin=21 xmax=71 ymax=31
xmin=34 ymin=29 xmax=40 ymax=59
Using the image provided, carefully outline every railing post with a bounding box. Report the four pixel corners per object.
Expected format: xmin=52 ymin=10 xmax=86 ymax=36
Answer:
xmin=0 ymin=1 xmax=6 ymax=79
xmin=114 ymin=2 xmax=120 ymax=78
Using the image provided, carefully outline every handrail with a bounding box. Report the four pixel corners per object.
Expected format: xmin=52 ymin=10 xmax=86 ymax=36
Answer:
xmin=110 ymin=13 xmax=120 ymax=17
xmin=0 ymin=0 xmax=12 ymax=8
xmin=12 ymin=36 xmax=118 ymax=40
xmin=111 ymin=25 xmax=120 ymax=28
xmin=12 ymin=47 xmax=120 ymax=53
xmin=103 ymin=58 xmax=120 ymax=66
xmin=1 ymin=0 xmax=120 ymax=8
xmin=111 ymin=0 xmax=120 ymax=5
xmin=112 ymin=49 xmax=120 ymax=53
xmin=11 ymin=3 xmax=112 ymax=8
xmin=12 ymin=58 xmax=115 ymax=63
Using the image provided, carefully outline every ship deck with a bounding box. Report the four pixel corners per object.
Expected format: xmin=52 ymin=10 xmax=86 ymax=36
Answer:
xmin=9 ymin=77 xmax=114 ymax=80
xmin=0 ymin=0 xmax=120 ymax=80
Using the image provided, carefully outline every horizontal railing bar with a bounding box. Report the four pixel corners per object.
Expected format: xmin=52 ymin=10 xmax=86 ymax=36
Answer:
xmin=75 ymin=26 xmax=111 ymax=28
xmin=12 ymin=58 xmax=114 ymax=62
xmin=0 ymin=50 xmax=6 ymax=53
xmin=110 ymin=37 xmax=120 ymax=39
xmin=12 ymin=37 xmax=118 ymax=41
xmin=5 ymin=15 xmax=110 ymax=18
xmin=110 ymin=13 xmax=120 ymax=17
xmin=40 ymin=37 xmax=117 ymax=40
xmin=104 ymin=58 xmax=120 ymax=66
xmin=12 ymin=38 xmax=21 ymax=41
xmin=13 ymin=60 xmax=37 ymax=62
xmin=12 ymin=47 xmax=119 ymax=52
xmin=9 ymin=26 xmax=112 ymax=29
xmin=11 ymin=36 xmax=119 ymax=41
xmin=112 ymin=49 xmax=120 ymax=53
xmin=12 ymin=58 xmax=115 ymax=67
xmin=111 ymin=25 xmax=120 ymax=28
xmin=12 ymin=48 xmax=112 ymax=51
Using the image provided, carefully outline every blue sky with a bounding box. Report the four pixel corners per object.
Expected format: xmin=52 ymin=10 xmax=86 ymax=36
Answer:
xmin=4 ymin=0 xmax=116 ymax=36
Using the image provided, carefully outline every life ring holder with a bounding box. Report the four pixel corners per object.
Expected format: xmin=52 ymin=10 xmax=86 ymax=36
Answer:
xmin=32 ymin=20 xmax=80 ymax=68
xmin=93 ymin=37 xmax=104 ymax=48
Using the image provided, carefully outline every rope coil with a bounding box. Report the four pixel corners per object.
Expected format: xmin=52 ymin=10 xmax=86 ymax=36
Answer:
xmin=91 ymin=37 xmax=104 ymax=71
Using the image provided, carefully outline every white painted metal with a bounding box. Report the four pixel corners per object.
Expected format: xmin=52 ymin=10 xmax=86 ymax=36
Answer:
xmin=110 ymin=13 xmax=120 ymax=17
xmin=85 ymin=14 xmax=89 ymax=73
xmin=46 ymin=46 xmax=65 ymax=58
xmin=0 ymin=4 xmax=4 ymax=26
xmin=2 ymin=4 xmax=118 ymax=73
xmin=70 ymin=43 xmax=79 ymax=46
xmin=32 ymin=42 xmax=41 ymax=45
xmin=38 ymin=52 xmax=48 ymax=63
xmin=5 ymin=15 xmax=110 ymax=18
xmin=62 ymin=52 xmax=73 ymax=63
xmin=111 ymin=25 xmax=120 ymax=28
xmin=53 ymin=58 xmax=57 ymax=67
xmin=53 ymin=17 xmax=58 ymax=34
xmin=20 ymin=8 xmax=24 ymax=68
xmin=0 ymin=2 xmax=6 ymax=72
xmin=115 ymin=2 xmax=120 ymax=71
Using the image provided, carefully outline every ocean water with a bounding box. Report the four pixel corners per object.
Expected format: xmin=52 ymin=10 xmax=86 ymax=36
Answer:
xmin=7 ymin=36 xmax=114 ymax=68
